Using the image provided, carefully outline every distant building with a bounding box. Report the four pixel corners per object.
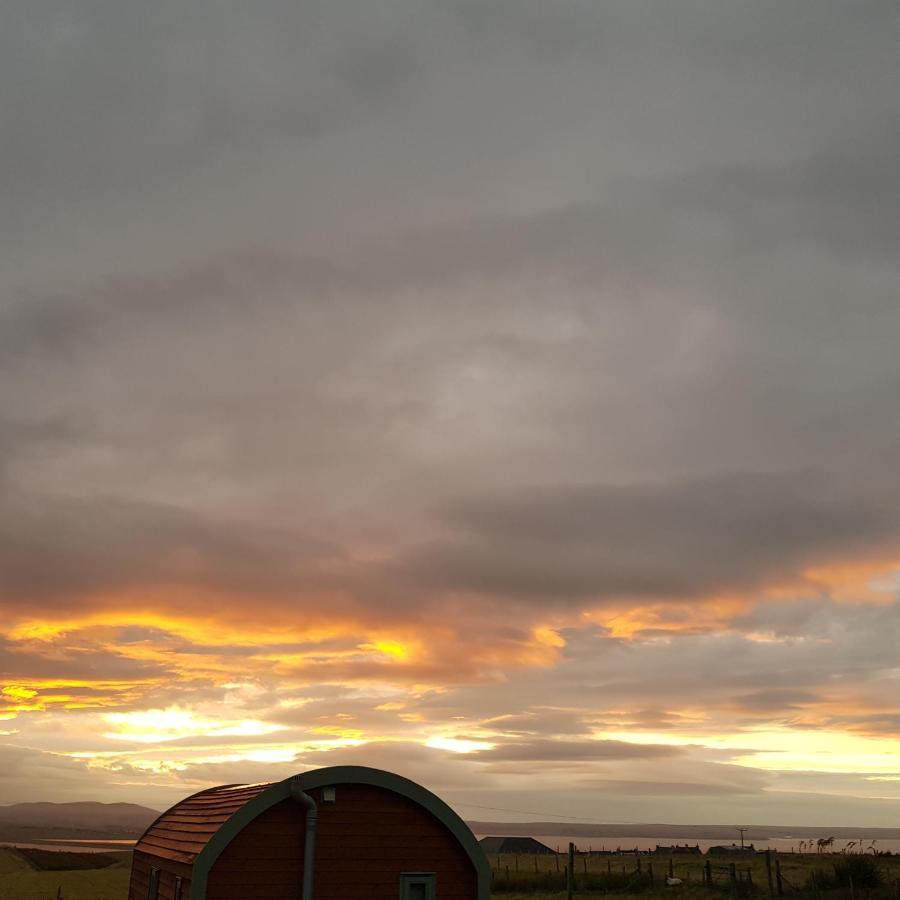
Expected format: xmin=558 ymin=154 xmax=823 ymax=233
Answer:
xmin=654 ymin=844 xmax=702 ymax=856
xmin=708 ymin=843 xmax=757 ymax=856
xmin=479 ymin=836 xmax=556 ymax=855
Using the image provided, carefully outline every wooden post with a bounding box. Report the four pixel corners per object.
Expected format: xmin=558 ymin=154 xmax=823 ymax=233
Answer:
xmin=637 ymin=855 xmax=642 ymax=874
xmin=607 ymin=859 xmax=612 ymax=875
xmin=849 ymin=873 xmax=855 ymax=900
xmin=568 ymin=842 xmax=576 ymax=900
xmin=583 ymin=854 xmax=588 ymax=874
xmin=705 ymin=859 xmax=712 ymax=887
xmin=775 ymin=857 xmax=783 ymax=896
xmin=729 ymin=862 xmax=737 ymax=900
xmin=515 ymin=854 xmax=519 ymax=872
xmin=649 ymin=862 xmax=655 ymax=887
xmin=747 ymin=866 xmax=753 ymax=886
xmin=765 ymin=849 xmax=774 ymax=898
xmin=669 ymin=856 xmax=675 ymax=878
xmin=556 ymin=852 xmax=560 ymax=872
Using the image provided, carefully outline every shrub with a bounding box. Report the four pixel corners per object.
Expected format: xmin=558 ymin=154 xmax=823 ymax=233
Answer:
xmin=804 ymin=867 xmax=836 ymax=891
xmin=833 ymin=855 xmax=884 ymax=890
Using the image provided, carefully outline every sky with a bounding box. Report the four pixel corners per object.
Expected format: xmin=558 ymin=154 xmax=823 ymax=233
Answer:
xmin=2 ymin=1 xmax=900 ymax=826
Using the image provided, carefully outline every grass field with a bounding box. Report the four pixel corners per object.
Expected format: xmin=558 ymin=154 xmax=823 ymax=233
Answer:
xmin=1 ymin=847 xmax=899 ymax=899
xmin=0 ymin=847 xmax=131 ymax=900
xmin=487 ymin=850 xmax=900 ymax=900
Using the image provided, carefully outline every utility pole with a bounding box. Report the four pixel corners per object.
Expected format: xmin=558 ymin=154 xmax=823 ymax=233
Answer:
xmin=736 ymin=827 xmax=748 ymax=850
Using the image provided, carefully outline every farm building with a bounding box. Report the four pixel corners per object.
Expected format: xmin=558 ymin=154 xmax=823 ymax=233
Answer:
xmin=478 ymin=836 xmax=556 ymax=855
xmin=653 ymin=844 xmax=703 ymax=856
xmin=129 ymin=765 xmax=490 ymax=900
xmin=708 ymin=843 xmax=757 ymax=856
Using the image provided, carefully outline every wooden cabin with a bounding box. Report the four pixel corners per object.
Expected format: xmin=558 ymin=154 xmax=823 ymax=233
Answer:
xmin=129 ymin=765 xmax=490 ymax=900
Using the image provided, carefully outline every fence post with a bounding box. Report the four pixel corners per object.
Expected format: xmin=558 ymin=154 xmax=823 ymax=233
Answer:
xmin=775 ymin=858 xmax=783 ymax=896
xmin=649 ymin=862 xmax=655 ymax=887
xmin=730 ymin=863 xmax=737 ymax=900
xmin=568 ymin=842 xmax=575 ymax=900
xmin=670 ymin=857 xmax=675 ymax=878
xmin=766 ymin=849 xmax=774 ymax=898
xmin=705 ymin=859 xmax=712 ymax=887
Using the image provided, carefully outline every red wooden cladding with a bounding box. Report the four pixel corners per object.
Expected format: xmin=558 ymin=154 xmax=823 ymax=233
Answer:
xmin=130 ymin=777 xmax=479 ymax=899
xmin=206 ymin=784 xmax=476 ymax=900
xmin=129 ymin=850 xmax=192 ymax=900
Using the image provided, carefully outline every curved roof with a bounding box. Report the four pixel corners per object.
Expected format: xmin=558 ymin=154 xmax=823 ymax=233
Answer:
xmin=134 ymin=766 xmax=490 ymax=900
xmin=134 ymin=782 xmax=272 ymax=864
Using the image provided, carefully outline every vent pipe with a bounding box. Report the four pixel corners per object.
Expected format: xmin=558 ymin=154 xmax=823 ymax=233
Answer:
xmin=290 ymin=780 xmax=318 ymax=900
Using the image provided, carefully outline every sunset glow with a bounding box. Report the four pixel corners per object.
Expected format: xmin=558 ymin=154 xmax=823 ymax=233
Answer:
xmin=3 ymin=1 xmax=900 ymax=831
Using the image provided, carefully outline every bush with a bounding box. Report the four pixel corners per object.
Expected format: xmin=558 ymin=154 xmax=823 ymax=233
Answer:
xmin=804 ymin=867 xmax=836 ymax=891
xmin=833 ymin=855 xmax=884 ymax=890
xmin=16 ymin=848 xmax=120 ymax=871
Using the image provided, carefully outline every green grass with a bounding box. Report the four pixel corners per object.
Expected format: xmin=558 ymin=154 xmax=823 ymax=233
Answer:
xmin=1 ymin=847 xmax=898 ymax=900
xmin=487 ymin=851 xmax=900 ymax=899
xmin=0 ymin=848 xmax=130 ymax=900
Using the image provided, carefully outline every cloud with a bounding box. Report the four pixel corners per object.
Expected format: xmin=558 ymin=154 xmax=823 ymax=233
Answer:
xmin=408 ymin=472 xmax=897 ymax=603
xmin=2 ymin=0 xmax=900 ymax=823
xmin=471 ymin=738 xmax=682 ymax=763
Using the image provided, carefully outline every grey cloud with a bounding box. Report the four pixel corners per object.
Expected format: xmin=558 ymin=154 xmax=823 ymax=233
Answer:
xmin=579 ymin=779 xmax=759 ymax=797
xmin=0 ymin=635 xmax=166 ymax=683
xmin=480 ymin=709 xmax=595 ymax=737
xmin=0 ymin=3 xmax=424 ymax=222
xmin=0 ymin=481 xmax=339 ymax=606
xmin=732 ymin=690 xmax=822 ymax=713
xmin=297 ymin=740 xmax=483 ymax=791
xmin=3 ymin=0 xmax=900 ymax=821
xmin=818 ymin=713 xmax=900 ymax=740
xmin=471 ymin=738 xmax=682 ymax=763
xmin=407 ymin=472 xmax=897 ymax=602
xmin=0 ymin=744 xmax=103 ymax=803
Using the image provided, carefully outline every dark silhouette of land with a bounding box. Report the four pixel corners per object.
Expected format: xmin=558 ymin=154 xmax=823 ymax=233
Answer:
xmin=0 ymin=801 xmax=159 ymax=842
xmin=4 ymin=802 xmax=900 ymax=845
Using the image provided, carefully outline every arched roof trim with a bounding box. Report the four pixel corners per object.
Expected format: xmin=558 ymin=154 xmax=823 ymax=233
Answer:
xmin=189 ymin=766 xmax=490 ymax=900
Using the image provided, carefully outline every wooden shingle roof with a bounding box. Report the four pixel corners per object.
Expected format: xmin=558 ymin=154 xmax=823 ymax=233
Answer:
xmin=134 ymin=782 xmax=273 ymax=865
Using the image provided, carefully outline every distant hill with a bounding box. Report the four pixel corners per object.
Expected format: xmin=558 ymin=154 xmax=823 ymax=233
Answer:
xmin=466 ymin=822 xmax=900 ymax=841
xmin=0 ymin=801 xmax=159 ymax=841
